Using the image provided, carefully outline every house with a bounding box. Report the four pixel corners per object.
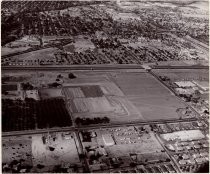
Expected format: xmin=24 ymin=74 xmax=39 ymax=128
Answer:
xmin=182 ymin=154 xmax=190 ymax=160
xmin=179 ymin=160 xmax=187 ymax=165
xmin=188 ymin=159 xmax=195 ymax=164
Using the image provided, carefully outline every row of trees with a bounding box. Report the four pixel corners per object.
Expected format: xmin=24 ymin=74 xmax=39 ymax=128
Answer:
xmin=75 ymin=117 xmax=110 ymax=126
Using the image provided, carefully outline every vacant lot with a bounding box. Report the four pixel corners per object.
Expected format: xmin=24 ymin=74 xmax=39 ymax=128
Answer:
xmin=10 ymin=47 xmax=58 ymax=62
xmin=39 ymin=88 xmax=63 ymax=99
xmin=2 ymin=136 xmax=32 ymax=166
xmin=2 ymin=46 xmax=31 ymax=56
xmin=113 ymin=72 xmax=186 ymax=120
xmin=160 ymin=130 xmax=205 ymax=141
xmin=64 ymin=36 xmax=95 ymax=53
xmin=32 ymin=133 xmax=80 ymax=166
xmin=153 ymin=69 xmax=209 ymax=82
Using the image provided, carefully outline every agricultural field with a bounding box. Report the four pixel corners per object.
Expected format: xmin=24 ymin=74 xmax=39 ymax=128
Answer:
xmin=63 ymin=82 xmax=144 ymax=124
xmin=2 ymin=70 xmax=191 ymax=127
xmin=112 ymin=72 xmax=187 ymax=120
xmin=2 ymin=98 xmax=72 ymax=132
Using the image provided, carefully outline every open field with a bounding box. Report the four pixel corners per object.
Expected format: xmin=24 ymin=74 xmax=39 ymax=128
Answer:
xmin=153 ymin=69 xmax=209 ymax=82
xmin=160 ymin=129 xmax=205 ymax=141
xmin=31 ymin=133 xmax=80 ymax=166
xmin=2 ymin=136 xmax=33 ymax=166
xmin=9 ymin=48 xmax=58 ymax=62
xmin=2 ymin=132 xmax=81 ymax=172
xmin=113 ymin=72 xmax=186 ymax=120
xmin=64 ymin=35 xmax=95 ymax=53
xmin=2 ymin=46 xmax=31 ymax=56
xmin=39 ymin=88 xmax=63 ymax=99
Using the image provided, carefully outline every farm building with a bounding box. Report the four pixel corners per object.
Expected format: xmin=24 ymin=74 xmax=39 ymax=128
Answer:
xmin=102 ymin=134 xmax=115 ymax=146
xmin=25 ymin=90 xmax=40 ymax=100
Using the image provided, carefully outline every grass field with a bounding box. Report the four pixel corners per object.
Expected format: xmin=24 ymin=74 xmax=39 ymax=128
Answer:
xmin=113 ymin=72 xmax=186 ymax=120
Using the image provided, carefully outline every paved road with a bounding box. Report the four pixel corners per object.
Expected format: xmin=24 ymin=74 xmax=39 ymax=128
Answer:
xmin=151 ymin=65 xmax=209 ymax=69
xmin=2 ymin=64 xmax=208 ymax=71
xmin=2 ymin=64 xmax=144 ymax=71
xmin=2 ymin=117 xmax=197 ymax=137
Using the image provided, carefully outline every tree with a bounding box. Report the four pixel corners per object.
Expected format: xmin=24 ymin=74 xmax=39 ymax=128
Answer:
xmin=21 ymin=82 xmax=34 ymax=90
xmin=196 ymin=162 xmax=209 ymax=173
xmin=36 ymin=164 xmax=45 ymax=169
xmin=68 ymin=73 xmax=76 ymax=79
xmin=130 ymin=162 xmax=137 ymax=167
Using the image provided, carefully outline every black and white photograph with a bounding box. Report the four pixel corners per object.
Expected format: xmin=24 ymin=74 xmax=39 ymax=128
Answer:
xmin=1 ymin=0 xmax=209 ymax=173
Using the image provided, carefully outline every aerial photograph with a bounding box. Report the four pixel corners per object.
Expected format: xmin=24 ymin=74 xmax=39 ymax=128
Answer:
xmin=1 ymin=0 xmax=209 ymax=173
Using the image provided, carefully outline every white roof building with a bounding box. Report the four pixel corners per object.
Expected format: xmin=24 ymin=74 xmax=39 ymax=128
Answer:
xmin=102 ymin=134 xmax=115 ymax=146
xmin=174 ymin=81 xmax=196 ymax=88
xmin=193 ymin=81 xmax=209 ymax=91
xmin=25 ymin=90 xmax=40 ymax=100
